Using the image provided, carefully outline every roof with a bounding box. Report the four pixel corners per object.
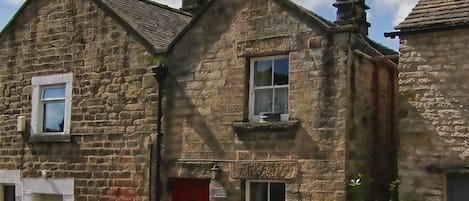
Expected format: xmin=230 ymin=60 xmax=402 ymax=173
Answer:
xmin=97 ymin=0 xmax=191 ymax=50
xmin=2 ymin=0 xmax=395 ymax=57
xmin=397 ymin=0 xmax=469 ymax=30
xmin=0 ymin=0 xmax=191 ymax=52
xmin=354 ymin=36 xmax=398 ymax=59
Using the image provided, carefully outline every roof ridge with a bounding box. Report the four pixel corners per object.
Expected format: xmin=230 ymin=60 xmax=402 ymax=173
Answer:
xmin=412 ymin=1 xmax=467 ymax=11
xmin=395 ymin=0 xmax=469 ymax=31
xmin=132 ymin=0 xmax=192 ymax=17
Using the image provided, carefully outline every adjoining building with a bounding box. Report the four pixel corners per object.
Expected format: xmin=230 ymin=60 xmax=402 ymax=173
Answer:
xmin=0 ymin=0 xmax=397 ymax=200
xmin=386 ymin=0 xmax=469 ymax=200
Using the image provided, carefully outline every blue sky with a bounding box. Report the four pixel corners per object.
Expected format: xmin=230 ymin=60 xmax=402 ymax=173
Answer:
xmin=0 ymin=0 xmax=417 ymax=50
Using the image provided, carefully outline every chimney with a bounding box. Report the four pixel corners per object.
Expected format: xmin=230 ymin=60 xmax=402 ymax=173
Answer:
xmin=333 ymin=0 xmax=370 ymax=36
xmin=182 ymin=0 xmax=207 ymax=14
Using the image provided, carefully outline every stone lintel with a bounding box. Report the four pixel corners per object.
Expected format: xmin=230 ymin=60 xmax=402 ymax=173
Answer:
xmin=426 ymin=164 xmax=469 ymax=174
xmin=236 ymin=35 xmax=297 ymax=57
xmin=231 ymin=161 xmax=297 ymax=180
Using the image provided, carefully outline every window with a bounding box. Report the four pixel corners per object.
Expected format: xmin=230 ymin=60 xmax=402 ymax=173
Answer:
xmin=0 ymin=170 xmax=21 ymax=201
xmin=31 ymin=73 xmax=72 ymax=135
xmin=246 ymin=181 xmax=285 ymax=201
xmin=447 ymin=173 xmax=469 ymax=201
xmin=249 ymin=56 xmax=289 ymax=122
xmin=0 ymin=185 xmax=15 ymax=201
xmin=42 ymin=86 xmax=66 ymax=132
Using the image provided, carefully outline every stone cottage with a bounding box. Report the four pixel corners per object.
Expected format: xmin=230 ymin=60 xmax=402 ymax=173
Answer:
xmin=163 ymin=0 xmax=398 ymax=201
xmin=0 ymin=0 xmax=398 ymax=200
xmin=0 ymin=0 xmax=190 ymax=200
xmin=386 ymin=0 xmax=469 ymax=201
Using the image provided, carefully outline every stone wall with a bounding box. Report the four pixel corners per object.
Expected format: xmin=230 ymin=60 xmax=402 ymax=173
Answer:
xmin=0 ymin=0 xmax=159 ymax=200
xmin=398 ymin=28 xmax=469 ymax=201
xmin=167 ymin=0 xmax=349 ymax=200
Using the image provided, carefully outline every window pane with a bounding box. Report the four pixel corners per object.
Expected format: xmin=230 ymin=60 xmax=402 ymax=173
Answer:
xmin=254 ymin=89 xmax=273 ymax=115
xmin=274 ymin=88 xmax=288 ymax=114
xmin=43 ymin=86 xmax=65 ymax=99
xmin=254 ymin=60 xmax=272 ymax=86
xmin=250 ymin=182 xmax=268 ymax=201
xmin=43 ymin=102 xmax=65 ymax=132
xmin=4 ymin=185 xmax=15 ymax=201
xmin=270 ymin=183 xmax=285 ymax=201
xmin=447 ymin=174 xmax=469 ymax=201
xmin=274 ymin=58 xmax=289 ymax=85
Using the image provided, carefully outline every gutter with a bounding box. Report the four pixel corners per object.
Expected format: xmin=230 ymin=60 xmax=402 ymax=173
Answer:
xmin=385 ymin=23 xmax=469 ymax=38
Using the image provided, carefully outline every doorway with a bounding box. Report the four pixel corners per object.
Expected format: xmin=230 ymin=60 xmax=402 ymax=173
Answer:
xmin=171 ymin=178 xmax=209 ymax=201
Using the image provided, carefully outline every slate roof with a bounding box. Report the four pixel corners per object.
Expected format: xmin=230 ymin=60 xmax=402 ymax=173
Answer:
xmin=99 ymin=0 xmax=192 ymax=50
xmin=0 ymin=0 xmax=192 ymax=52
xmin=1 ymin=0 xmax=394 ymax=57
xmin=397 ymin=0 xmax=469 ymax=30
xmin=354 ymin=36 xmax=398 ymax=57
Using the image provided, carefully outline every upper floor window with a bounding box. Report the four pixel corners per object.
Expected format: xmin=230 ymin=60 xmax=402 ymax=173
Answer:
xmin=246 ymin=181 xmax=285 ymax=201
xmin=249 ymin=56 xmax=289 ymax=122
xmin=41 ymin=86 xmax=66 ymax=132
xmin=31 ymin=73 xmax=72 ymax=135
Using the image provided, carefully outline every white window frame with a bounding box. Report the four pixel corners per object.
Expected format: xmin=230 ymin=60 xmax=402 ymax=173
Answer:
xmin=245 ymin=180 xmax=286 ymax=201
xmin=249 ymin=55 xmax=290 ymax=122
xmin=31 ymin=73 xmax=73 ymax=135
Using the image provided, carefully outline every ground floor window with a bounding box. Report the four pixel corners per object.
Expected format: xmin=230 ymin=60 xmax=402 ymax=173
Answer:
xmin=246 ymin=181 xmax=285 ymax=201
xmin=0 ymin=185 xmax=15 ymax=201
xmin=447 ymin=173 xmax=469 ymax=201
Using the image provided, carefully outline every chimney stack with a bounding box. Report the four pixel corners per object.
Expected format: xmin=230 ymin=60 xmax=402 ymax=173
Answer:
xmin=333 ymin=0 xmax=370 ymax=36
xmin=182 ymin=0 xmax=207 ymax=14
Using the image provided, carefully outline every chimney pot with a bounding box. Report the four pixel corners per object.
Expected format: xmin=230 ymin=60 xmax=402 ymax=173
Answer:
xmin=333 ymin=0 xmax=370 ymax=36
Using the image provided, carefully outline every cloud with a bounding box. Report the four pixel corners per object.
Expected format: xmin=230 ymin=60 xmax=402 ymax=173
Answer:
xmin=153 ymin=0 xmax=181 ymax=8
xmin=3 ymin=0 xmax=25 ymax=6
xmin=373 ymin=0 xmax=418 ymax=25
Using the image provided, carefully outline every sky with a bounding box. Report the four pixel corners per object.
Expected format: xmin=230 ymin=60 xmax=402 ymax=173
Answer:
xmin=0 ymin=0 xmax=418 ymax=50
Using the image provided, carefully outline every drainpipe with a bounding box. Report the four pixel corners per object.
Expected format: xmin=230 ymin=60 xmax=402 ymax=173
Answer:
xmin=152 ymin=63 xmax=168 ymax=201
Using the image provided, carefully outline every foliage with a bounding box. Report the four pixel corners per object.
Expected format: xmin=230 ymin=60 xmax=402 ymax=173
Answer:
xmin=348 ymin=173 xmax=365 ymax=201
xmin=388 ymin=179 xmax=400 ymax=201
xmin=348 ymin=173 xmax=400 ymax=201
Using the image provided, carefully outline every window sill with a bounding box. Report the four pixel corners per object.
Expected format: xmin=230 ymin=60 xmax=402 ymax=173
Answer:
xmin=232 ymin=121 xmax=300 ymax=140
xmin=29 ymin=134 xmax=71 ymax=143
xmin=233 ymin=120 xmax=299 ymax=131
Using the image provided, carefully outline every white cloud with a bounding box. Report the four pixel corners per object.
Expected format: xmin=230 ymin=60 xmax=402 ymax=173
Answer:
xmin=3 ymin=0 xmax=25 ymax=6
xmin=373 ymin=0 xmax=418 ymax=25
xmin=153 ymin=0 xmax=182 ymax=8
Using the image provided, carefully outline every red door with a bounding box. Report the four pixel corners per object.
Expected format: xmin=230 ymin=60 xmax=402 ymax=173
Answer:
xmin=171 ymin=178 xmax=209 ymax=201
